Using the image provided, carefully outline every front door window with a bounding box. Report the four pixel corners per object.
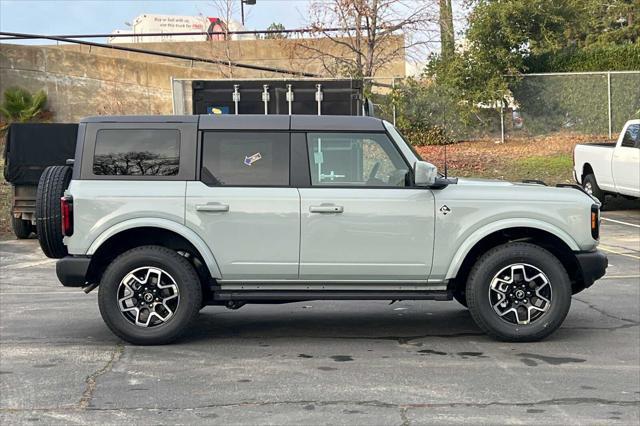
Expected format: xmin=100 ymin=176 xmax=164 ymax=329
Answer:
xmin=307 ymin=133 xmax=409 ymax=187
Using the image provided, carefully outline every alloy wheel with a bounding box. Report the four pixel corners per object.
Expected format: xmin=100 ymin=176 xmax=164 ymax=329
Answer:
xmin=584 ymin=182 xmax=593 ymax=195
xmin=117 ymin=266 xmax=180 ymax=327
xmin=488 ymin=263 xmax=552 ymax=325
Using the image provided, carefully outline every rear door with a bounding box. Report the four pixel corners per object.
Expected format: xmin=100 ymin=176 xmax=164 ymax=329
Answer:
xmin=297 ymin=131 xmax=435 ymax=283
xmin=612 ymin=123 xmax=640 ymax=196
xmin=185 ymin=130 xmax=300 ymax=281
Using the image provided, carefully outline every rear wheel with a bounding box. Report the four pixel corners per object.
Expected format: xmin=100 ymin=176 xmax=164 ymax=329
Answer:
xmin=582 ymin=173 xmax=605 ymax=205
xmin=98 ymin=245 xmax=202 ymax=345
xmin=466 ymin=242 xmax=571 ymax=342
xmin=36 ymin=165 xmax=72 ymax=258
xmin=11 ymin=216 xmax=32 ymax=239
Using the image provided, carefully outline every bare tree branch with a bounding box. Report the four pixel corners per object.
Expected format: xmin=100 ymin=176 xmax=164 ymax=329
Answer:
xmin=300 ymin=0 xmax=440 ymax=78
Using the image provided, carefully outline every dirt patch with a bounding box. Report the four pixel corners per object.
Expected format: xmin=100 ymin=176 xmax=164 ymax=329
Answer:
xmin=416 ymin=133 xmax=608 ymax=185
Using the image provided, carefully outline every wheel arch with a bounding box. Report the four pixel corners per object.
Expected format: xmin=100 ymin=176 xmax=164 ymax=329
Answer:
xmin=86 ymin=218 xmax=222 ymax=282
xmin=582 ymin=163 xmax=594 ymax=179
xmin=446 ymin=221 xmax=588 ymax=295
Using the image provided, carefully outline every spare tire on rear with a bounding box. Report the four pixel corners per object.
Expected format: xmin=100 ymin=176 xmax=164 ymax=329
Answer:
xmin=36 ymin=165 xmax=72 ymax=259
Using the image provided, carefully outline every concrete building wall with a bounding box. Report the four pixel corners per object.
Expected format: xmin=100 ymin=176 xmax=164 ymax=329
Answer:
xmin=0 ymin=44 xmax=227 ymax=122
xmin=55 ymin=36 xmax=406 ymax=78
xmin=0 ymin=36 xmax=405 ymax=122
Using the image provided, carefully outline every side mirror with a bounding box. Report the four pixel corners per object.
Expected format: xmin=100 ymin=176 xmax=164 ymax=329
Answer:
xmin=414 ymin=161 xmax=438 ymax=187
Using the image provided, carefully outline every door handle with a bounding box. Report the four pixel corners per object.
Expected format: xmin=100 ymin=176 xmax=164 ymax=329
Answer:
xmin=196 ymin=203 xmax=229 ymax=213
xmin=309 ymin=204 xmax=344 ymax=214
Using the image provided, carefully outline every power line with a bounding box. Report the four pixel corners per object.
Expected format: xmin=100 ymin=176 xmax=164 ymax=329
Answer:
xmin=0 ymin=27 xmax=378 ymax=41
xmin=0 ymin=31 xmax=321 ymax=78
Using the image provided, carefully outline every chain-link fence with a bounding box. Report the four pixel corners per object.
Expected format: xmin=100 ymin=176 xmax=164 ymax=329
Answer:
xmin=368 ymin=71 xmax=640 ymax=143
xmin=172 ymin=71 xmax=640 ymax=143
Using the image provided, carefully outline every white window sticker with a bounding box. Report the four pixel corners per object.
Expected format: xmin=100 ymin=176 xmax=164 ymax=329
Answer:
xmin=243 ymin=152 xmax=262 ymax=166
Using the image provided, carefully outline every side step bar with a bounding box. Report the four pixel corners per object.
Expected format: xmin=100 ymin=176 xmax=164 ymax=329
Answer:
xmin=212 ymin=290 xmax=452 ymax=302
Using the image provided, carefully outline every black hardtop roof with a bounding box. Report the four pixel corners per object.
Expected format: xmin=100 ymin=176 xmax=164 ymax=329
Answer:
xmin=81 ymin=115 xmax=199 ymax=124
xmin=81 ymin=115 xmax=386 ymax=132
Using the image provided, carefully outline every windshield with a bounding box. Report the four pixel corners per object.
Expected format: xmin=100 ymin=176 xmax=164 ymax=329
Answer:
xmin=383 ymin=120 xmax=446 ymax=178
xmin=382 ymin=120 xmax=423 ymax=162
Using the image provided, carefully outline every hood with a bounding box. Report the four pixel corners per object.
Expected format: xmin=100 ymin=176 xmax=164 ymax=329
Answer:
xmin=455 ymin=177 xmax=515 ymax=187
xmin=444 ymin=177 xmax=596 ymax=204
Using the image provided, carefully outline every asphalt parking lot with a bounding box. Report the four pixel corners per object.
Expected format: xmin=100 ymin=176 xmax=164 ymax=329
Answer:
xmin=0 ymin=205 xmax=638 ymax=425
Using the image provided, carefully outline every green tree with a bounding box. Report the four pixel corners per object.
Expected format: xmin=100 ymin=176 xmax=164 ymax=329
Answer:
xmin=264 ymin=22 xmax=287 ymax=39
xmin=426 ymin=0 xmax=640 ymax=104
xmin=0 ymin=87 xmax=49 ymax=127
xmin=567 ymin=0 xmax=639 ymax=47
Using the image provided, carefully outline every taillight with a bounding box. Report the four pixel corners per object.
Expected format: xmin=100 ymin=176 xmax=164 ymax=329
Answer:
xmin=61 ymin=195 xmax=73 ymax=237
xmin=590 ymin=204 xmax=600 ymax=240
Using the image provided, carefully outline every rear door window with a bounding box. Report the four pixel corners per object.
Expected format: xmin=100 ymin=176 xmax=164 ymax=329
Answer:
xmin=201 ymin=132 xmax=289 ymax=186
xmin=93 ymin=129 xmax=180 ymax=176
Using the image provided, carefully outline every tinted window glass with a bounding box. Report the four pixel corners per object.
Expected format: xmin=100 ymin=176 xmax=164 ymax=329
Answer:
xmin=201 ymin=132 xmax=289 ymax=186
xmin=620 ymin=124 xmax=639 ymax=148
xmin=93 ymin=129 xmax=180 ymax=176
xmin=307 ymin=133 xmax=408 ymax=187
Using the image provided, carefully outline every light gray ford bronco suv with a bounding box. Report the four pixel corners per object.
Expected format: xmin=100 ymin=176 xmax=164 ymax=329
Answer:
xmin=35 ymin=115 xmax=607 ymax=345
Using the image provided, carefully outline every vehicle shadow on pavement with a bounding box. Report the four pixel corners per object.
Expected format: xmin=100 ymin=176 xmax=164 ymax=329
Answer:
xmin=176 ymin=305 xmax=483 ymax=344
xmin=602 ymin=197 xmax=640 ymax=211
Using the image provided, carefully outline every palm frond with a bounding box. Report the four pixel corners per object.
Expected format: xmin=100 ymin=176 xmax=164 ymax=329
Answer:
xmin=0 ymin=87 xmax=48 ymax=123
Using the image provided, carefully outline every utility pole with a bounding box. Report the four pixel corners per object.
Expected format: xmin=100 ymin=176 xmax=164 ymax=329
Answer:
xmin=240 ymin=0 xmax=256 ymax=27
xmin=439 ymin=0 xmax=454 ymax=59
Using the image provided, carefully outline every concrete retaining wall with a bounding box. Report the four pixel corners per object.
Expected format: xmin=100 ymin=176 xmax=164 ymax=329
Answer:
xmin=0 ymin=37 xmax=404 ymax=122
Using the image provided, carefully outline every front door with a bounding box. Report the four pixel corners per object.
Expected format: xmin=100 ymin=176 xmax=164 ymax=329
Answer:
xmin=298 ymin=132 xmax=435 ymax=283
xmin=186 ymin=131 xmax=299 ymax=281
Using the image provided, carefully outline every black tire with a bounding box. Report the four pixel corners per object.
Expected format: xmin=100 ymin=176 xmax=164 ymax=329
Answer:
xmin=452 ymin=287 xmax=468 ymax=308
xmin=36 ymin=165 xmax=72 ymax=259
xmin=466 ymin=242 xmax=571 ymax=342
xmin=582 ymin=173 xmax=605 ymax=205
xmin=11 ymin=216 xmax=32 ymax=239
xmin=98 ymin=245 xmax=202 ymax=345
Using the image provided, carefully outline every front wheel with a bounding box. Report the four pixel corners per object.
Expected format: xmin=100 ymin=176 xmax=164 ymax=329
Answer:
xmin=98 ymin=246 xmax=202 ymax=345
xmin=466 ymin=242 xmax=571 ymax=342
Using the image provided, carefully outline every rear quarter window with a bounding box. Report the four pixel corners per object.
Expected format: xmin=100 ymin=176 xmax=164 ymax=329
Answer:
xmin=93 ymin=129 xmax=180 ymax=176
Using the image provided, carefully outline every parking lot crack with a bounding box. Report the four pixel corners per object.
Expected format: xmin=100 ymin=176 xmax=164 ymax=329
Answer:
xmin=399 ymin=406 xmax=410 ymax=426
xmin=331 ymin=332 xmax=485 ymax=344
xmin=573 ymin=297 xmax=639 ymax=326
xmin=400 ymin=397 xmax=640 ymax=410
xmin=77 ymin=343 xmax=124 ymax=410
xmin=2 ymin=397 xmax=638 ymax=414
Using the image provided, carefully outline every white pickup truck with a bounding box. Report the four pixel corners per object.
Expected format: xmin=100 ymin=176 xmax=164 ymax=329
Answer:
xmin=574 ymin=119 xmax=640 ymax=204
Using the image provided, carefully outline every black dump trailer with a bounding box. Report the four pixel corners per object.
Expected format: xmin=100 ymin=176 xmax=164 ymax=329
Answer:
xmin=192 ymin=79 xmax=371 ymax=116
xmin=3 ymin=123 xmax=78 ymax=238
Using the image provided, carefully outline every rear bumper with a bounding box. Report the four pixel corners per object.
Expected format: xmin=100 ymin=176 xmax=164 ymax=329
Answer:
xmin=56 ymin=256 xmax=90 ymax=287
xmin=576 ymin=250 xmax=608 ymax=288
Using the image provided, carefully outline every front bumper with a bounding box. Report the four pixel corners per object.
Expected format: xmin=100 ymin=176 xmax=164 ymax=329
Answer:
xmin=576 ymin=250 xmax=608 ymax=288
xmin=56 ymin=256 xmax=91 ymax=287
